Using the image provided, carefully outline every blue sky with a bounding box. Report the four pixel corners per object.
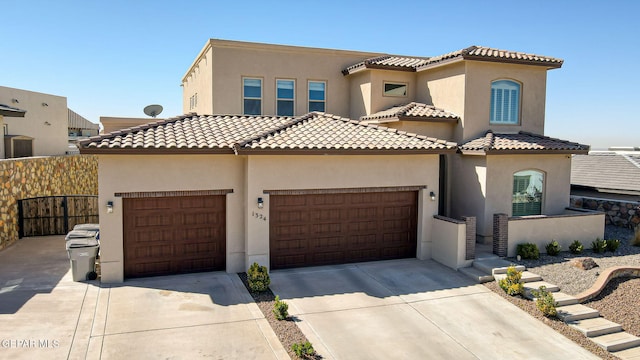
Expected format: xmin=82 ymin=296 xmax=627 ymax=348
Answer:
xmin=2 ymin=0 xmax=637 ymax=149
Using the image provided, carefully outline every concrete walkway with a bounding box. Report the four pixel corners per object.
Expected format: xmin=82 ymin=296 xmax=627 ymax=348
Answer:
xmin=0 ymin=236 xmax=287 ymax=359
xmin=270 ymin=259 xmax=600 ymax=360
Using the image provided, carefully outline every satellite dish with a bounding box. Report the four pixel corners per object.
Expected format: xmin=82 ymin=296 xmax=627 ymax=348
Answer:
xmin=143 ymin=104 xmax=163 ymax=118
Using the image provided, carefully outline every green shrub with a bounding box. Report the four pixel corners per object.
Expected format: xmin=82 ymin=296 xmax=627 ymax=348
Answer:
xmin=517 ymin=243 xmax=540 ymax=260
xmin=291 ymin=341 xmax=315 ymax=358
xmin=606 ymin=239 xmax=621 ymax=252
xmin=545 ymin=240 xmax=561 ymax=256
xmin=273 ymin=295 xmax=289 ymax=320
xmin=498 ymin=266 xmax=524 ymax=296
xmin=247 ymin=262 xmax=270 ymax=292
xmin=569 ymin=240 xmax=584 ymax=254
xmin=531 ymin=286 xmax=558 ymax=318
xmin=591 ymin=238 xmax=607 ymax=253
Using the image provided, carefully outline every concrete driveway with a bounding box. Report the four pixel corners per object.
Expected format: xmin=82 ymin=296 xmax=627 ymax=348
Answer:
xmin=0 ymin=236 xmax=287 ymax=359
xmin=270 ymin=259 xmax=600 ymax=360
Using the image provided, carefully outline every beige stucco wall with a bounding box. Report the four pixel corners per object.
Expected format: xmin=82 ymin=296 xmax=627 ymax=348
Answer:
xmin=0 ymin=86 xmax=68 ymax=156
xmin=349 ymin=71 xmax=372 ymax=119
xmin=450 ymin=154 xmax=487 ymax=230
xmin=507 ymin=211 xmax=605 ymax=257
xmin=97 ymin=155 xmax=246 ymax=283
xmin=100 ymin=117 xmax=159 ymax=134
xmin=386 ymin=121 xmax=455 ymax=140
xmin=462 ymin=62 xmax=548 ymax=142
xmin=182 ymin=46 xmax=214 ymax=115
xmin=367 ymin=70 xmax=416 ymax=116
xmin=183 ymin=40 xmax=381 ymax=117
xmin=245 ymin=155 xmax=441 ymax=268
xmin=431 ymin=217 xmax=472 ymax=269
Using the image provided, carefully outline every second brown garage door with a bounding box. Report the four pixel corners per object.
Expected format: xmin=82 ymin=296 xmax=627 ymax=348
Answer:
xmin=270 ymin=191 xmax=417 ymax=269
xmin=123 ymin=195 xmax=226 ymax=278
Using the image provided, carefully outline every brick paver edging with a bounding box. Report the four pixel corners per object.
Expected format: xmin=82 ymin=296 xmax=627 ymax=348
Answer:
xmin=575 ymin=266 xmax=640 ymax=303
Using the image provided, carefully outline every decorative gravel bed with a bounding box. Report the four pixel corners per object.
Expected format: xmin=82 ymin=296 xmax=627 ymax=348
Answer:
xmin=238 ymin=273 xmax=321 ymax=359
xmin=485 ymin=225 xmax=639 ymax=359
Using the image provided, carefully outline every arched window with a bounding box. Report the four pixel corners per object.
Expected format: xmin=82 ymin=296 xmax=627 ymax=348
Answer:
xmin=512 ymin=170 xmax=544 ymax=216
xmin=490 ymin=80 xmax=520 ymax=124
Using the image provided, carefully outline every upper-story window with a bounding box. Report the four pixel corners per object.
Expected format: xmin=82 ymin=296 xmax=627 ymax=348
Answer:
xmin=276 ymin=79 xmax=295 ymax=116
xmin=490 ymin=80 xmax=520 ymax=124
xmin=243 ymin=77 xmax=262 ymax=115
xmin=308 ymin=81 xmax=326 ymax=112
xmin=383 ymin=82 xmax=407 ymax=97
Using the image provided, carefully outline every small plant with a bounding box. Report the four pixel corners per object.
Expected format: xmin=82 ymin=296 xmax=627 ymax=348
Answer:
xmin=516 ymin=243 xmax=540 ymax=260
xmin=569 ymin=240 xmax=584 ymax=254
xmin=531 ymin=286 xmax=558 ymax=318
xmin=633 ymin=225 xmax=640 ymax=247
xmin=247 ymin=262 xmax=270 ymax=292
xmin=545 ymin=240 xmax=561 ymax=256
xmin=291 ymin=341 xmax=315 ymax=358
xmin=498 ymin=265 xmax=524 ymax=296
xmin=273 ymin=295 xmax=289 ymax=320
xmin=591 ymin=238 xmax=607 ymax=254
xmin=606 ymin=239 xmax=621 ymax=252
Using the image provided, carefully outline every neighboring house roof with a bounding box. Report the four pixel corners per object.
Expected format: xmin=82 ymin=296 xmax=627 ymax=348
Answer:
xmin=68 ymin=109 xmax=99 ymax=130
xmin=360 ymin=102 xmax=460 ymax=123
xmin=459 ymin=131 xmax=589 ymax=155
xmin=343 ymin=46 xmax=563 ymax=75
xmin=571 ymin=152 xmax=640 ymax=194
xmin=79 ymin=112 xmax=457 ymax=155
xmin=0 ymin=104 xmax=27 ymax=117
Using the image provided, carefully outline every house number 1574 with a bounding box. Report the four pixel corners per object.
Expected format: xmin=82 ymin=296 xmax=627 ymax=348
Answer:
xmin=251 ymin=211 xmax=267 ymax=221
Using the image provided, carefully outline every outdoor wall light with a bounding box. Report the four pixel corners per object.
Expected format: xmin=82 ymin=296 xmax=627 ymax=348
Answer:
xmin=106 ymin=201 xmax=114 ymax=213
xmin=257 ymin=197 xmax=264 ymax=209
xmin=429 ymin=191 xmax=436 ymax=201
xmin=42 ymin=102 xmax=48 ymax=107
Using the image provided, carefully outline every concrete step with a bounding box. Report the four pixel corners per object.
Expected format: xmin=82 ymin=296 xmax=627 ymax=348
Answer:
xmin=567 ymin=317 xmax=623 ymax=337
xmin=523 ymin=281 xmax=560 ymax=298
xmin=612 ymin=346 xmax=640 ymax=360
xmin=472 ymin=258 xmax=525 ymax=275
xmin=458 ymin=266 xmax=493 ymax=283
xmin=494 ymin=271 xmax=542 ymax=284
xmin=557 ymin=304 xmax=600 ymax=322
xmin=591 ymin=332 xmax=640 ymax=352
xmin=538 ymin=292 xmax=578 ymax=307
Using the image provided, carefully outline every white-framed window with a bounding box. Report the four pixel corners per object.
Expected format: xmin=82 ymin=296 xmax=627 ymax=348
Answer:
xmin=276 ymin=79 xmax=295 ymax=116
xmin=512 ymin=169 xmax=544 ymax=216
xmin=383 ymin=82 xmax=407 ymax=97
xmin=490 ymin=80 xmax=520 ymax=124
xmin=243 ymin=77 xmax=262 ymax=115
xmin=308 ymin=80 xmax=326 ymax=112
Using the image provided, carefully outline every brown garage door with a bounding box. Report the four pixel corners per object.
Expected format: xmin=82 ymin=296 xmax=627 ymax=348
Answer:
xmin=123 ymin=195 xmax=226 ymax=278
xmin=270 ymin=191 xmax=417 ymax=269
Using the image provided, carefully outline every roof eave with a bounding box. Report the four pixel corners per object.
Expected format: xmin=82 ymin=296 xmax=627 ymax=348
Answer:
xmin=237 ymin=148 xmax=456 ymax=155
xmin=416 ymin=57 xmax=464 ymax=71
xmin=397 ymin=115 xmax=459 ymax=123
xmin=78 ymin=147 xmax=234 ymax=155
xmin=462 ymin=55 xmax=563 ymax=69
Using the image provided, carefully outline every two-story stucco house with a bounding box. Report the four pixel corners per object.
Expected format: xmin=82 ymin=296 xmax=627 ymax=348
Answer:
xmin=80 ymin=39 xmax=602 ymax=283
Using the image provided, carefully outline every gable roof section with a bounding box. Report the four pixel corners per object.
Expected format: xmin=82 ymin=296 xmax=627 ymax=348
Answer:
xmin=459 ymin=131 xmax=589 ymax=155
xmin=571 ymin=153 xmax=640 ymax=193
xmin=68 ymin=109 xmax=99 ymax=130
xmin=79 ymin=112 xmax=457 ymax=155
xmin=343 ymin=46 xmax=563 ymax=75
xmin=360 ymin=102 xmax=460 ymax=123
xmin=0 ymin=104 xmax=26 ymax=117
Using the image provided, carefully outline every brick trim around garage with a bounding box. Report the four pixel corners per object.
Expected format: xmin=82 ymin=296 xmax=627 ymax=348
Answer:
xmin=263 ymin=185 xmax=426 ymax=195
xmin=115 ymin=189 xmax=234 ymax=198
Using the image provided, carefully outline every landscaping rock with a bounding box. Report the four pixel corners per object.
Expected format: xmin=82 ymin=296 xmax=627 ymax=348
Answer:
xmin=570 ymin=257 xmax=599 ymax=270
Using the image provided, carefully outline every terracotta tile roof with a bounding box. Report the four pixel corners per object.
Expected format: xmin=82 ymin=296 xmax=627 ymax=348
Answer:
xmin=79 ymin=112 xmax=457 ymax=155
xmin=360 ymin=102 xmax=460 ymax=123
xmin=239 ymin=112 xmax=457 ymax=153
xmin=571 ymin=152 xmax=640 ymax=193
xmin=343 ymin=46 xmax=563 ymax=75
xmin=0 ymin=104 xmax=26 ymax=117
xmin=459 ymin=131 xmax=589 ymax=155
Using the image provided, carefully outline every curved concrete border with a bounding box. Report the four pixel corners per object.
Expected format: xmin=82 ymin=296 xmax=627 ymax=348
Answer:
xmin=575 ymin=266 xmax=640 ymax=303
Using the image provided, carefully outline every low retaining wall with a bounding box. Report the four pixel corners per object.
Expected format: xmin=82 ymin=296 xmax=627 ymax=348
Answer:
xmin=493 ymin=209 xmax=605 ymax=257
xmin=570 ymin=195 xmax=640 ymax=228
xmin=0 ymin=155 xmax=97 ymax=250
xmin=575 ymin=266 xmax=640 ymax=303
xmin=431 ymin=215 xmax=475 ymax=269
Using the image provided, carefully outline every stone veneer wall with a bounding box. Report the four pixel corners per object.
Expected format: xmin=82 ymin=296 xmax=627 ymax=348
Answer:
xmin=0 ymin=155 xmax=98 ymax=250
xmin=570 ymin=195 xmax=640 ymax=228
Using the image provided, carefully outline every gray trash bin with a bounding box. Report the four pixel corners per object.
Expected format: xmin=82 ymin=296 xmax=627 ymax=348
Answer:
xmin=66 ymin=234 xmax=99 ymax=282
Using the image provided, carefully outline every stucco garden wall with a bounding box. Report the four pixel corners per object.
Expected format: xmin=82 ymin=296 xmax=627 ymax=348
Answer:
xmin=0 ymin=155 xmax=97 ymax=249
xmin=570 ymin=196 xmax=640 ymax=228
